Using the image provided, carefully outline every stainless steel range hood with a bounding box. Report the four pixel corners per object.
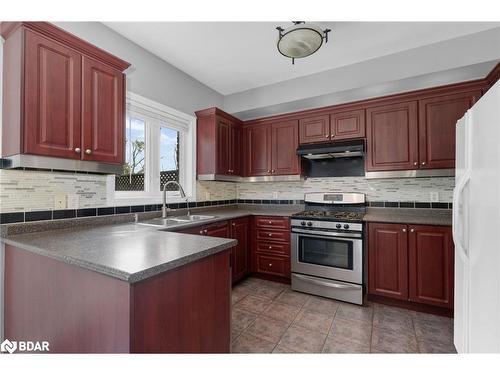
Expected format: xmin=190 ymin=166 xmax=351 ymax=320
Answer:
xmin=297 ymin=140 xmax=365 ymax=160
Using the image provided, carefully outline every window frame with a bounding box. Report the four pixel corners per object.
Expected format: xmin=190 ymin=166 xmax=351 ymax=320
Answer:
xmin=111 ymin=92 xmax=196 ymax=206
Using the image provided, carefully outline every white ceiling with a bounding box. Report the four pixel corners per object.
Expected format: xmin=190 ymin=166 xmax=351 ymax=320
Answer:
xmin=104 ymin=22 xmax=500 ymax=95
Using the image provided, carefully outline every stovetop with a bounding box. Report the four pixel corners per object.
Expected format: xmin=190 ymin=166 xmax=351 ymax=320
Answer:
xmin=291 ymin=210 xmax=365 ymax=222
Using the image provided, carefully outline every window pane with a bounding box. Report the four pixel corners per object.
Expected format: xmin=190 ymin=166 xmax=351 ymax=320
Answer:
xmin=159 ymin=126 xmax=180 ymax=191
xmin=115 ymin=116 xmax=146 ymax=191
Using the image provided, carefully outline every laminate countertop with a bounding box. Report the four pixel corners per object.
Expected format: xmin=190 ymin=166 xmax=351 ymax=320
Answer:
xmin=1 ymin=223 xmax=236 ymax=283
xmin=364 ymin=208 xmax=452 ymax=226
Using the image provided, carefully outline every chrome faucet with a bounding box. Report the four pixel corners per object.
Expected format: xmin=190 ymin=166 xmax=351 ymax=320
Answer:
xmin=162 ymin=181 xmax=189 ymax=218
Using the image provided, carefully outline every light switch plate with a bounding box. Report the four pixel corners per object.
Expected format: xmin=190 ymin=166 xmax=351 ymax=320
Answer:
xmin=430 ymin=192 xmax=439 ymax=202
xmin=54 ymin=193 xmax=67 ymax=209
xmin=67 ymin=194 xmax=79 ymax=209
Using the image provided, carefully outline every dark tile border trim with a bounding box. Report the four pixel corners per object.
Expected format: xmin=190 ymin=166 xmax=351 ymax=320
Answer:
xmin=1 ymin=199 xmax=452 ymax=225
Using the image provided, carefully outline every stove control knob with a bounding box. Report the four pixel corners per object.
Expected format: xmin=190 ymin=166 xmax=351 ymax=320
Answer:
xmin=343 ymin=224 xmax=350 ymax=229
xmin=307 ymin=221 xmax=313 ymax=226
xmin=301 ymin=221 xmax=306 ymax=226
xmin=336 ymin=224 xmax=342 ymax=229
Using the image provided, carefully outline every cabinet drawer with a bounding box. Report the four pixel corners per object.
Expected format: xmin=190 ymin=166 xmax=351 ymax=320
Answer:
xmin=255 ymin=253 xmax=290 ymax=277
xmin=255 ymin=216 xmax=290 ymax=230
xmin=255 ymin=241 xmax=290 ymax=256
xmin=256 ymin=229 xmax=289 ymax=243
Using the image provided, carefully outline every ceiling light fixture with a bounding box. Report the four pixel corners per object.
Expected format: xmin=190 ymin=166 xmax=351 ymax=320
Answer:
xmin=276 ymin=21 xmax=331 ymax=65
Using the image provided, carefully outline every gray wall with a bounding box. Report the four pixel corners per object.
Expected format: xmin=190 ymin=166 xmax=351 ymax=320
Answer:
xmin=224 ymin=27 xmax=500 ymax=119
xmin=55 ymin=22 xmax=223 ymax=116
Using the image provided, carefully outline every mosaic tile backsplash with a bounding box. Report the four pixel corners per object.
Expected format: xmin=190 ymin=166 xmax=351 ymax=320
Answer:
xmin=0 ymin=170 xmax=108 ymax=213
xmin=235 ymin=177 xmax=455 ymax=203
xmin=0 ymin=168 xmax=453 ymax=214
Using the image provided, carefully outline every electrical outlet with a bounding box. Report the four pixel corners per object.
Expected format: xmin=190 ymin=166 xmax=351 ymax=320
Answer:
xmin=54 ymin=193 xmax=67 ymax=209
xmin=430 ymin=192 xmax=439 ymax=202
xmin=67 ymin=194 xmax=79 ymax=209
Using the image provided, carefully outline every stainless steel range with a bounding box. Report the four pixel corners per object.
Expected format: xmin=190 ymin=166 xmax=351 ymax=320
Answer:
xmin=291 ymin=192 xmax=366 ymax=305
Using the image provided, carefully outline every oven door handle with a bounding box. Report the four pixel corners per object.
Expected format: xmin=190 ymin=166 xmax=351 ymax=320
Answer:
xmin=291 ymin=228 xmax=362 ymax=239
xmin=293 ymin=274 xmax=361 ymax=290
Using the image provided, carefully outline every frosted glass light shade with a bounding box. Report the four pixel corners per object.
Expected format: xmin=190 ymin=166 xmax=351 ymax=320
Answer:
xmin=277 ymin=23 xmax=324 ymax=59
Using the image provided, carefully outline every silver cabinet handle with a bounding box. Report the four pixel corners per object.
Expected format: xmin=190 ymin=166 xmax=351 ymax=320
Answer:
xmin=293 ymin=274 xmax=362 ymax=290
xmin=85 ymin=149 xmax=92 ymax=155
xmin=75 ymin=148 xmax=81 ymax=153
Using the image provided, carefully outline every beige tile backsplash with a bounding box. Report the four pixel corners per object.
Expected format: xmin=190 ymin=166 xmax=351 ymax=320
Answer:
xmin=0 ymin=169 xmax=453 ymax=213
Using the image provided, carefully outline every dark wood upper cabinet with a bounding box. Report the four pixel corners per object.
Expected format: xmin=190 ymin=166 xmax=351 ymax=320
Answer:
xmin=245 ymin=120 xmax=299 ymax=176
xmin=244 ymin=124 xmax=272 ymax=176
xmin=230 ymin=217 xmax=250 ymax=283
xmin=271 ymin=120 xmax=300 ymax=175
xmin=299 ymin=115 xmax=330 ymax=144
xmin=23 ymin=30 xmax=82 ymax=159
xmin=418 ymin=90 xmax=481 ymax=169
xmin=368 ymin=222 xmax=409 ymax=300
xmin=82 ymin=56 xmax=125 ymax=164
xmin=409 ymin=225 xmax=454 ymax=308
xmin=195 ymin=108 xmax=242 ymax=177
xmin=1 ymin=22 xmax=130 ymax=164
xmin=366 ymin=101 xmax=419 ymax=171
xmin=330 ymin=108 xmax=365 ymax=140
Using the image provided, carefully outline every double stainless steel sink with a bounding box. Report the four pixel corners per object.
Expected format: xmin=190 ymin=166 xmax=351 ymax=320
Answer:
xmin=137 ymin=214 xmax=216 ymax=228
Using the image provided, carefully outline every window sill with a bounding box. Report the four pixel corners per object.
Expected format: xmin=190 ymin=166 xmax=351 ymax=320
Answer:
xmin=113 ymin=193 xmax=195 ymax=206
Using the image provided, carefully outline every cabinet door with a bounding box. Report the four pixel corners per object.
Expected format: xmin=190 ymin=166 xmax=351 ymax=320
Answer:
xmin=299 ymin=115 xmax=330 ymax=144
xmin=409 ymin=225 xmax=454 ymax=308
xmin=330 ymin=109 xmax=365 ymax=140
xmin=82 ymin=56 xmax=125 ymax=164
xmin=230 ymin=217 xmax=249 ymax=283
xmin=229 ymin=124 xmax=242 ymax=176
xmin=204 ymin=222 xmax=230 ymax=238
xmin=368 ymin=223 xmax=408 ymax=300
xmin=271 ymin=120 xmax=300 ymax=175
xmin=24 ymin=30 xmax=82 ymax=159
xmin=366 ymin=101 xmax=419 ymax=171
xmin=216 ymin=118 xmax=231 ymax=174
xmin=245 ymin=124 xmax=272 ymax=176
xmin=418 ymin=91 xmax=481 ymax=169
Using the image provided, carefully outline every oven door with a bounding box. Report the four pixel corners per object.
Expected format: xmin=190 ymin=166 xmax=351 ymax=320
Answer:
xmin=291 ymin=229 xmax=362 ymax=284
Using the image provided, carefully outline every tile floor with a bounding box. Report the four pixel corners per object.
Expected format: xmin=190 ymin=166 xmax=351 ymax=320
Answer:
xmin=231 ymin=277 xmax=456 ymax=354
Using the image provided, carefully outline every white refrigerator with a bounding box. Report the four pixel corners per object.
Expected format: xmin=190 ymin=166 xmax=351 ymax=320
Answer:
xmin=453 ymin=80 xmax=500 ymax=353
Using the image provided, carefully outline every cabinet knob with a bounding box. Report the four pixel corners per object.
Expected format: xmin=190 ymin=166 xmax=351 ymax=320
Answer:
xmin=232 ymin=222 xmax=236 ymax=226
xmin=410 ymin=228 xmax=415 ymax=233
xmin=268 ymin=221 xmax=272 ymax=224
xmin=413 ymin=161 xmax=418 ymax=166
xmin=402 ymin=228 xmax=407 ymax=232
xmin=268 ymin=233 xmax=272 ymax=237
xmin=85 ymin=149 xmax=92 ymax=155
xmin=271 ymin=169 xmax=275 ymax=173
xmin=421 ymin=161 xmax=426 ymax=166
xmin=74 ymin=147 xmax=81 ymax=153
xmin=330 ymin=134 xmax=334 ymax=138
xmin=268 ymin=246 xmax=272 ymax=249
xmin=268 ymin=263 xmax=273 ymax=267
xmin=267 ymin=170 xmax=271 ymax=173
xmin=204 ymin=229 xmax=208 ymax=234
xmin=325 ymin=135 xmax=329 ymax=138
xmin=199 ymin=230 xmax=204 ymax=234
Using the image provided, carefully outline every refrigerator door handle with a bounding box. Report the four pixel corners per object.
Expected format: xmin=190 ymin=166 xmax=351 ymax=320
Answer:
xmin=453 ymin=172 xmax=470 ymax=260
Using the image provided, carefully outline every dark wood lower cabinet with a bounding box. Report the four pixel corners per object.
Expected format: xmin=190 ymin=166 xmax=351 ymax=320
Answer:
xmin=178 ymin=218 xmax=250 ymax=283
xmin=409 ymin=225 xmax=454 ymax=308
xmin=4 ymin=244 xmax=231 ymax=353
xmin=368 ymin=222 xmax=454 ymax=311
xmin=368 ymin=222 xmax=409 ymax=300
